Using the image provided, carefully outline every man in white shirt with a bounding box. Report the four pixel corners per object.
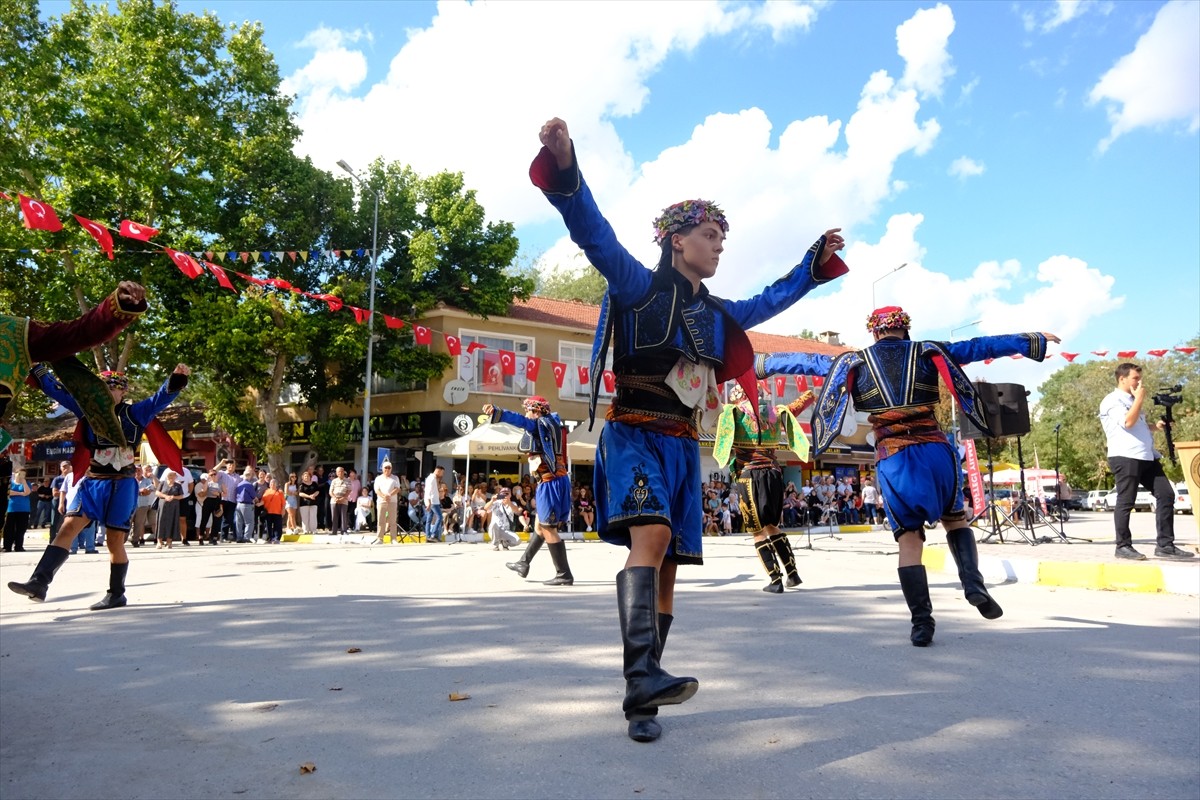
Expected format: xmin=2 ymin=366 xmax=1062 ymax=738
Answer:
xmin=372 ymin=462 xmax=402 ymax=543
xmin=861 ymin=480 xmax=879 ymax=526
xmin=423 ymin=464 xmax=445 ymax=542
xmin=1098 ymin=363 xmax=1192 ymax=560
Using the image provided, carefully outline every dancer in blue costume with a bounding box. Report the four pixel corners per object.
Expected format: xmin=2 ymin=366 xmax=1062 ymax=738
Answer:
xmin=530 ymin=117 xmax=848 ymax=741
xmin=759 ymin=306 xmax=1060 ymax=646
xmin=9 ymin=363 xmax=190 ymax=610
xmin=483 ymin=395 xmax=574 ymax=586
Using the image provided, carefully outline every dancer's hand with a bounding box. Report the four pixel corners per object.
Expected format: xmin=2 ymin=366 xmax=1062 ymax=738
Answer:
xmin=482 ymin=404 xmax=494 ymax=416
xmin=539 ymin=118 xmax=573 ymax=170
xmin=116 ymin=281 xmax=147 ymax=307
xmin=1042 ymin=333 xmax=1061 ymax=344
xmin=173 ymin=363 xmax=191 ymax=376
xmin=819 ymin=228 xmax=845 ymax=265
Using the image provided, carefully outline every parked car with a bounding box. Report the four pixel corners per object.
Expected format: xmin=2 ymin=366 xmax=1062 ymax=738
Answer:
xmin=1099 ymin=490 xmax=1153 ymax=512
xmin=1064 ymin=489 xmax=1087 ymax=511
xmin=1150 ymin=483 xmax=1192 ymax=515
xmin=1085 ymin=490 xmax=1111 ymax=511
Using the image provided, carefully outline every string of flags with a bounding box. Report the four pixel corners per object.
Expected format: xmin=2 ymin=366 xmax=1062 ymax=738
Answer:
xmin=2 ymin=189 xmax=611 ymax=391
xmin=5 ymin=190 xmax=1196 ymax=395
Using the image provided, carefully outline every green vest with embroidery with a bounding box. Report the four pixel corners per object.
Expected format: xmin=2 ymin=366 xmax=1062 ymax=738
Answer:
xmin=0 ymin=315 xmax=32 ymax=422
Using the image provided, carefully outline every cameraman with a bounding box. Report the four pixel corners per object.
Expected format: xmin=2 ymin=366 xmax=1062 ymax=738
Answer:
xmin=1099 ymin=363 xmax=1193 ymax=560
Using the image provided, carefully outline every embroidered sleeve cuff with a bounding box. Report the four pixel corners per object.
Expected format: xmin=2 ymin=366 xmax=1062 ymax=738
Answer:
xmin=168 ymin=373 xmax=188 ymax=393
xmin=108 ymin=290 xmax=148 ymax=319
xmin=754 ymin=353 xmax=769 ymax=380
xmin=489 ymin=406 xmax=504 ymax=424
xmin=813 ymin=252 xmax=848 ymax=283
xmin=529 ymin=144 xmax=581 ymax=196
xmin=1025 ymin=333 xmax=1048 ymax=361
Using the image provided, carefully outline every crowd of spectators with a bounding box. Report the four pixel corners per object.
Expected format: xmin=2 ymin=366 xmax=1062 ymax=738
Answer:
xmin=706 ymin=473 xmax=885 ymax=536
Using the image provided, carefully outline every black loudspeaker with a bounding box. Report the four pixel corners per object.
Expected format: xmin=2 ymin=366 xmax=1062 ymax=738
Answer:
xmin=960 ymin=382 xmax=1030 ymax=440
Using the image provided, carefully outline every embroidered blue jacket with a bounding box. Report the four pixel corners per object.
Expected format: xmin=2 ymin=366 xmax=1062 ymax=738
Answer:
xmin=489 ymin=407 xmax=567 ymax=474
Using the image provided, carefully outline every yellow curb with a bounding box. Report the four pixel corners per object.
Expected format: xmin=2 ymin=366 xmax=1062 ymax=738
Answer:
xmin=921 ymin=549 xmax=948 ymax=572
xmin=1037 ymin=561 xmax=1166 ymax=593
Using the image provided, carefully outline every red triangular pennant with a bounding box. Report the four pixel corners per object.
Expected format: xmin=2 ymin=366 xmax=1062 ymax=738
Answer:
xmin=1060 ymin=352 xmax=1078 ymax=362
xmin=1117 ymin=350 xmax=1137 ymax=359
xmin=205 ymin=261 xmax=236 ymax=291
xmin=383 ymin=315 xmax=405 ymax=329
xmin=1147 ymin=349 xmax=1168 ymax=358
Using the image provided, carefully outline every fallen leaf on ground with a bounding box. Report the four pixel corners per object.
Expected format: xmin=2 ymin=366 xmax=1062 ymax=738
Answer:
xmin=300 ymin=762 xmax=317 ymax=774
xmin=448 ymin=692 xmax=471 ymax=701
xmin=329 ymin=687 xmax=343 ymax=691
xmin=255 ymin=703 xmax=279 ymax=712
xmin=346 ymin=647 xmax=362 ymax=653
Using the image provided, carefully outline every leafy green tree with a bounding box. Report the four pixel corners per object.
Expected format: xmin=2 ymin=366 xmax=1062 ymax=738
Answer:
xmin=535 ymin=252 xmax=608 ymax=305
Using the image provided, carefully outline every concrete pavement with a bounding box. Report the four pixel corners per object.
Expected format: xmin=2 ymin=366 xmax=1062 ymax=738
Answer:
xmin=1 ymin=515 xmax=1197 ymax=800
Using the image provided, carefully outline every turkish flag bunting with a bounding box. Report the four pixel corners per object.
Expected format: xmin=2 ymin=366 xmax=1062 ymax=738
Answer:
xmin=414 ymin=325 xmax=432 ymax=345
xmin=308 ymin=292 xmax=343 ymax=312
xmin=1091 ymin=350 xmax=1108 ymax=356
xmin=266 ymin=277 xmax=293 ymax=291
xmin=499 ymin=349 xmax=516 ymax=375
xmin=0 ymin=190 xmax=11 ymax=201
xmin=603 ymin=370 xmax=616 ymax=393
xmin=1176 ymin=346 xmax=1198 ymax=355
xmin=349 ymin=306 xmax=370 ymax=325
xmin=526 ymin=356 xmax=541 ymax=381
xmin=795 ymin=375 xmax=809 ymax=392
xmin=551 ymin=361 xmax=567 ymax=388
xmin=813 ymin=376 xmax=824 ymax=388
xmin=1010 ymin=354 xmax=1024 ymax=359
xmin=466 ymin=342 xmax=487 ymax=355
xmin=1147 ymin=349 xmax=1168 ymax=357
xmin=383 ymin=314 xmax=405 ymax=329
xmin=577 ymin=365 xmax=589 ymax=386
xmin=984 ymin=358 xmax=994 ymax=364
xmin=774 ymin=376 xmax=786 ymax=397
xmin=444 ymin=334 xmax=462 ymax=356
xmin=205 ymin=261 xmax=236 ymax=291
xmin=165 ymin=248 xmax=203 ymax=279
xmin=19 ymin=195 xmax=63 ymax=232
xmin=243 ymin=274 xmax=270 ymax=287
xmin=1060 ymin=352 xmax=1078 ymax=362
xmin=1117 ymin=350 xmax=1137 ymax=359
xmin=119 ymin=219 xmax=158 ymax=241
xmin=74 ymin=215 xmax=114 ymax=259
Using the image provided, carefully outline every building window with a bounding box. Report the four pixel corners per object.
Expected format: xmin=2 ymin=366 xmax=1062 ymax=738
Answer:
xmin=459 ymin=330 xmax=534 ymax=396
xmin=558 ymin=342 xmax=614 ymax=402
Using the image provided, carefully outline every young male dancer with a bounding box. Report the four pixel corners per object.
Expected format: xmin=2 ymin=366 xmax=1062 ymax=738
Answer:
xmin=760 ymin=307 xmax=1058 ymax=646
xmin=531 ymin=116 xmax=847 ymax=741
xmin=714 ymin=382 xmax=819 ymax=592
xmin=483 ymin=396 xmax=574 ymax=586
xmin=9 ymin=363 xmax=190 ymax=609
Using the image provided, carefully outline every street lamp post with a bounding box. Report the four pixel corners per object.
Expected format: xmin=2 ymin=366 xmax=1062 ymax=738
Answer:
xmin=949 ymin=319 xmax=983 ymax=443
xmin=337 ymin=160 xmax=381 ymax=486
xmin=871 ymin=262 xmax=908 ymax=309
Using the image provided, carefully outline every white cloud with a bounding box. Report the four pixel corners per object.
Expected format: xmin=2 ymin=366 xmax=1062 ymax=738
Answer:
xmin=1043 ymin=0 xmax=1090 ymax=31
xmin=280 ymin=26 xmax=371 ymax=97
xmin=1088 ymin=0 xmax=1200 ymax=152
xmin=748 ymin=0 xmax=821 ymax=41
xmin=948 ymin=156 xmax=985 ymax=179
xmin=896 ymin=3 xmax=956 ymax=99
xmin=1020 ymin=0 xmax=1110 ymax=33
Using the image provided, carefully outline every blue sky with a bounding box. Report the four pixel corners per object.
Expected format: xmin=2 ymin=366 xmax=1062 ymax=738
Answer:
xmin=43 ymin=1 xmax=1200 ymax=387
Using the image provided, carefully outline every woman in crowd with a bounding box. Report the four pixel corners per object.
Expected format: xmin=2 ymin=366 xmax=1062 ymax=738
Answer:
xmin=155 ymin=469 xmax=184 ymax=549
xmin=261 ymin=478 xmax=285 ymax=544
xmin=467 ymin=483 xmax=489 ymax=535
xmin=285 ymin=472 xmax=300 ymax=534
xmin=298 ymin=468 xmax=318 ymax=533
xmin=198 ymin=471 xmax=223 ymax=544
xmin=3 ymin=469 xmax=32 ymax=552
xmin=355 ymin=487 xmax=373 ymax=532
xmin=578 ymin=486 xmax=597 ymax=532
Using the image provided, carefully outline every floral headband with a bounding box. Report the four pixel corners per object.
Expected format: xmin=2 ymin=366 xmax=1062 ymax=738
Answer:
xmin=652 ymin=199 xmax=729 ymax=245
xmin=523 ymin=395 xmax=551 ymax=415
xmin=866 ymin=306 xmax=912 ymax=333
xmin=100 ymin=370 xmax=130 ymax=390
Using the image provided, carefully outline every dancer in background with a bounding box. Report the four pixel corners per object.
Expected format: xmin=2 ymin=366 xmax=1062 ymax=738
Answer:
xmin=483 ymin=396 xmax=574 ymax=586
xmin=762 ymin=307 xmax=1057 ymax=646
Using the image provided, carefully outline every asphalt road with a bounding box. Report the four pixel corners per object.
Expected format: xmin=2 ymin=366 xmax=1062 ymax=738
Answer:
xmin=1 ymin=521 xmax=1197 ymax=800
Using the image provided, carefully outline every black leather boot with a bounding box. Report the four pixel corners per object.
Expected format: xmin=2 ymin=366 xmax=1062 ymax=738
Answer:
xmin=89 ymin=562 xmax=129 ymax=611
xmin=898 ymin=565 xmax=935 ymax=647
xmin=7 ymin=545 xmax=70 ymax=602
xmin=506 ymin=533 xmax=544 ymax=578
xmin=945 ymin=528 xmax=1002 ymax=619
xmin=627 ymin=613 xmax=672 ymax=743
xmin=755 ymin=539 xmax=784 ymax=593
xmin=770 ymin=533 xmax=802 ymax=587
xmin=543 ymin=541 xmax=574 ymax=586
xmin=617 ymin=567 xmax=698 ymax=713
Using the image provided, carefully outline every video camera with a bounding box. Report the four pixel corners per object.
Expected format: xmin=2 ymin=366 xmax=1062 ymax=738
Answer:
xmin=1153 ymin=384 xmax=1183 ymax=408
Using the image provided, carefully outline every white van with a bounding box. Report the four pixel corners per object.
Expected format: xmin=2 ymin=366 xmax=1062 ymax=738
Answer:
xmin=1085 ymin=490 xmax=1111 ymax=511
